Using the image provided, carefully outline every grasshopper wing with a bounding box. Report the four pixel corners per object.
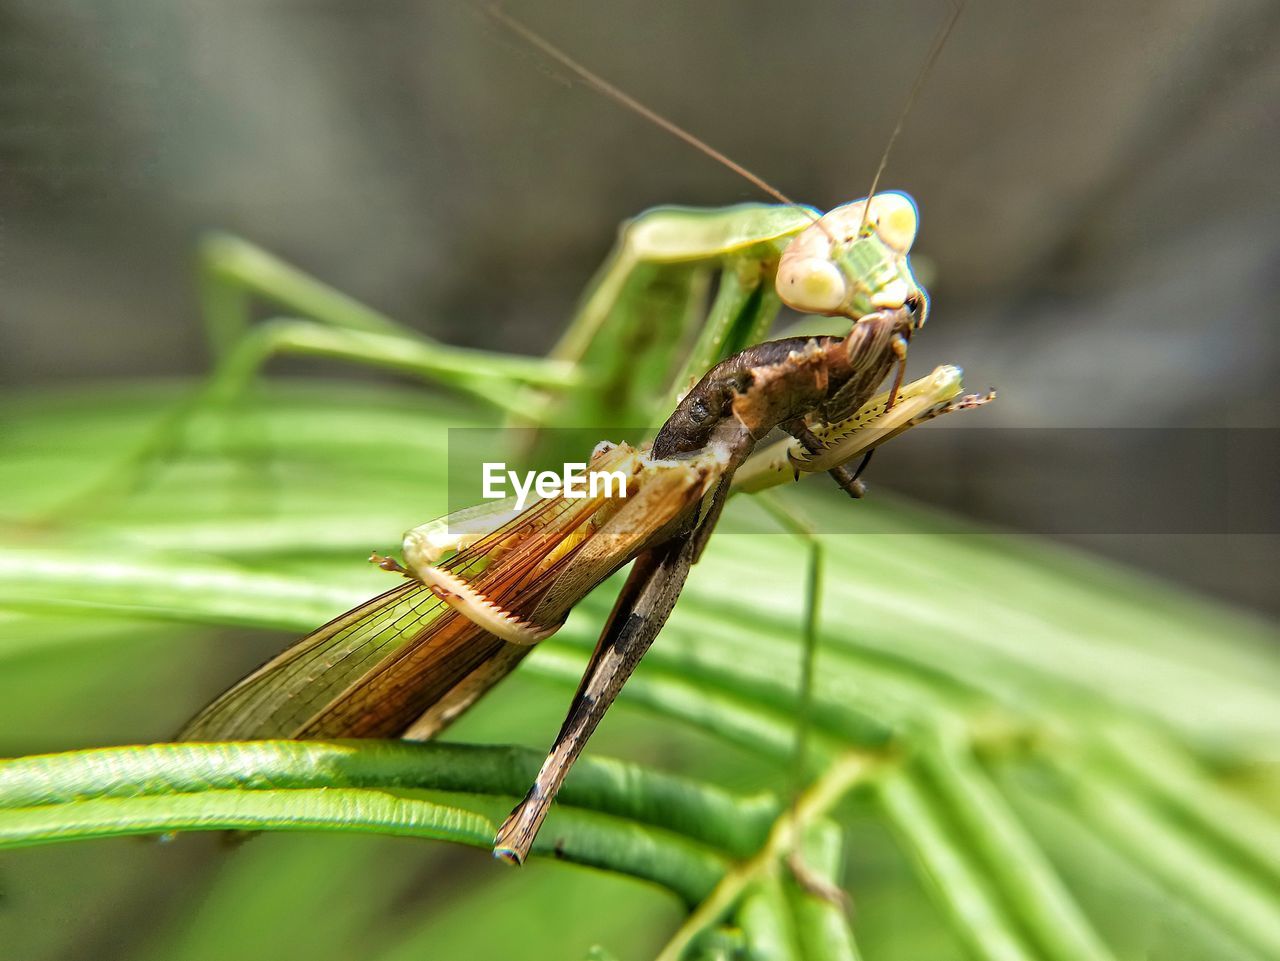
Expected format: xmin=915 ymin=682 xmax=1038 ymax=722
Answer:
xmin=180 ymin=479 xmax=627 ymax=741
xmin=179 ymin=581 xmax=454 ymax=740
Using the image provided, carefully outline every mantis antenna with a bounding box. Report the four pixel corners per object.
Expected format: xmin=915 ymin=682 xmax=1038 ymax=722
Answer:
xmin=858 ymin=0 xmax=967 ymax=233
xmin=489 ymin=2 xmax=967 ymax=263
xmin=486 ymin=4 xmax=812 ymax=216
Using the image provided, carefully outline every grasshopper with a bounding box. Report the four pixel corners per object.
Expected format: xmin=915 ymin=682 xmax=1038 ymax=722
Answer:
xmin=178 ymin=5 xmax=989 ymax=865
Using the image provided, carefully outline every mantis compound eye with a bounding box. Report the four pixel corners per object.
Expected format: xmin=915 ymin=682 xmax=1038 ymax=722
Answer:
xmin=865 ymin=192 xmax=919 ymax=253
xmin=776 ymin=257 xmax=847 ymax=314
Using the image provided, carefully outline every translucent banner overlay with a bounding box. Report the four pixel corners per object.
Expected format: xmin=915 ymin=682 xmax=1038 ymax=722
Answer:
xmin=446 ymin=427 xmax=1279 ymax=535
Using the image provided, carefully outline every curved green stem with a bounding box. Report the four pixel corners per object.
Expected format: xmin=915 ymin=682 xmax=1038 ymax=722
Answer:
xmin=0 ymin=740 xmax=773 ymax=856
xmin=656 ymin=752 xmax=879 ymax=961
xmin=0 ymin=740 xmax=741 ymax=904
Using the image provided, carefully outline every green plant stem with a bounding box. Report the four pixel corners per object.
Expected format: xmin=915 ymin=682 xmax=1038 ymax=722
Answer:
xmin=655 ymin=751 xmax=879 ymax=961
xmin=0 ymin=740 xmax=773 ymax=857
xmin=0 ymin=740 xmax=744 ymax=904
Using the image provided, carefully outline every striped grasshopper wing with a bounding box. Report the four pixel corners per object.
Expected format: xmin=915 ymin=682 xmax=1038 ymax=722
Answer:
xmin=179 ymin=444 xmax=718 ymax=743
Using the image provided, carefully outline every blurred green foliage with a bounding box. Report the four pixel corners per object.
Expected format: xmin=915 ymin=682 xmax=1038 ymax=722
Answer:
xmin=1 ymin=381 xmax=1278 ymax=960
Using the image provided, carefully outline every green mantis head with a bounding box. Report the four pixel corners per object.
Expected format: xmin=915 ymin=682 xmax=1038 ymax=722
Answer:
xmin=775 ymin=191 xmax=929 ymax=329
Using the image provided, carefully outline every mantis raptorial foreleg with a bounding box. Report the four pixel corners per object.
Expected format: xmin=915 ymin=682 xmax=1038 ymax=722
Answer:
xmin=59 ymin=204 xmax=827 ymax=516
xmin=198 ymin=234 xmax=578 ymax=402
xmin=753 ymin=493 xmax=857 ymax=908
xmin=524 ymin=204 xmax=819 ymax=435
xmin=47 ymin=237 xmax=583 ymax=515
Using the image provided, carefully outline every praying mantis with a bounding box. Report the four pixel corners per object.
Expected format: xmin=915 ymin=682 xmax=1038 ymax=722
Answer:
xmin=169 ymin=4 xmax=990 ymax=871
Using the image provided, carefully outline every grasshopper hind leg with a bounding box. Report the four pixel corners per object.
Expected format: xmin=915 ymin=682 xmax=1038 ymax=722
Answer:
xmin=494 ymin=534 xmax=699 ymax=864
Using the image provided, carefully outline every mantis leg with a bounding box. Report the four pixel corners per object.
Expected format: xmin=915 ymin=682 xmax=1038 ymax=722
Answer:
xmin=523 ymin=204 xmax=818 ymax=438
xmin=754 ymin=493 xmax=854 ymax=906
xmin=185 ymin=236 xmax=577 ymax=478
xmin=783 ymin=420 xmax=868 ymax=499
xmin=49 ymin=238 xmax=584 ymax=515
xmin=198 ymin=234 xmax=577 ymax=400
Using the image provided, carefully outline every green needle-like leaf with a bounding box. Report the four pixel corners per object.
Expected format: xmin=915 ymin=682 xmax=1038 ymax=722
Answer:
xmin=3 ymin=381 xmax=1278 ymax=961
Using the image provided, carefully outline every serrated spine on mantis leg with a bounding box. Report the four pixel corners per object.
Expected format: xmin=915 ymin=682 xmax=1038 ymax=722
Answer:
xmin=792 ymin=365 xmax=996 ymax=474
xmin=398 ymin=500 xmax=558 ymax=646
xmin=730 ymin=365 xmax=992 ymax=494
xmin=411 ymin=565 xmax=557 ymax=647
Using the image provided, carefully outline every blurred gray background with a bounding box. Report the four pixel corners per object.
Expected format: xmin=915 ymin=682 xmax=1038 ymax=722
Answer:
xmin=2 ymin=0 xmax=1277 ymax=611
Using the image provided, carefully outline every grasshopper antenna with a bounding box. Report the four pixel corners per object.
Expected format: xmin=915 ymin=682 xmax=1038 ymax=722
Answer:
xmin=487 ymin=4 xmax=810 ymax=215
xmin=858 ymin=0 xmax=966 ymax=233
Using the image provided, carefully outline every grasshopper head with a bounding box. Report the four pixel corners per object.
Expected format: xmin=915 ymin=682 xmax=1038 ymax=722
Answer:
xmin=776 ymin=191 xmax=929 ymax=328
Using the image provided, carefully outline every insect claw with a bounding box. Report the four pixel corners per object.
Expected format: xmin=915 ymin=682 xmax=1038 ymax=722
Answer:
xmin=787 ymin=449 xmax=811 ymax=476
xmin=944 ymin=388 xmax=997 ymax=413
